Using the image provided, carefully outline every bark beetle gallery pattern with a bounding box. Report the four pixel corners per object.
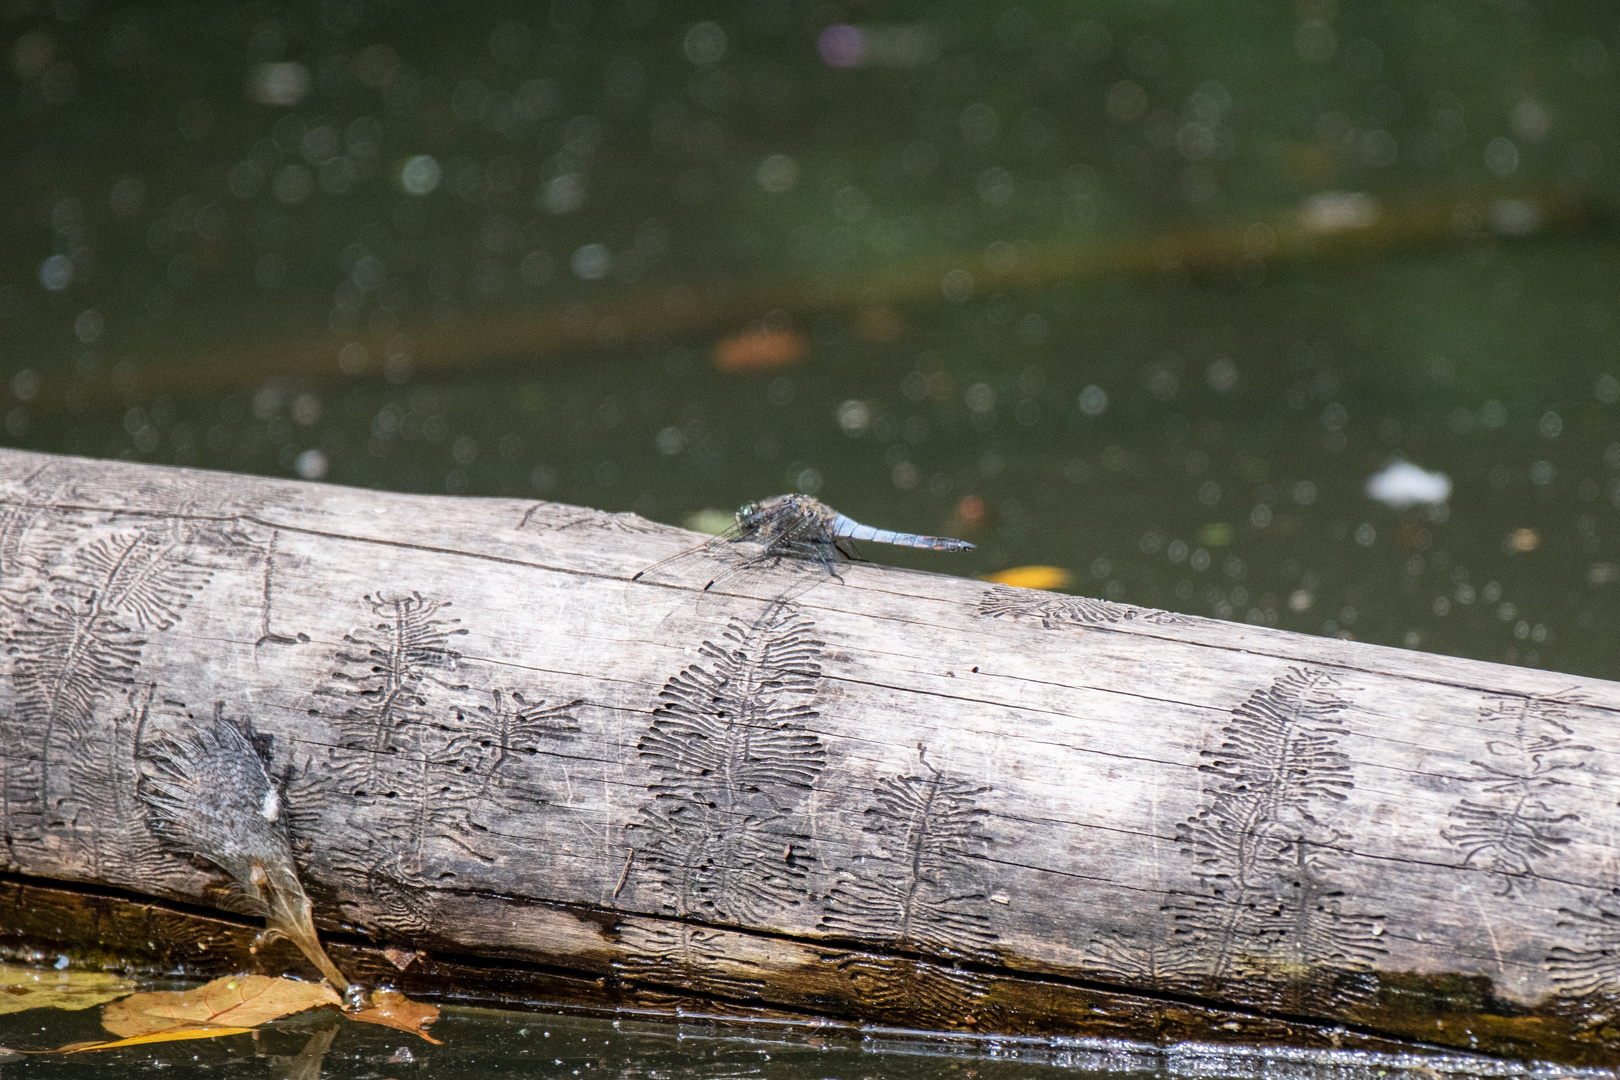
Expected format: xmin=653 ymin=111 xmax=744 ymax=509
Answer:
xmin=1171 ymin=667 xmax=1384 ymax=1013
xmin=977 ymin=583 xmax=1189 ymax=628
xmin=1441 ymin=692 xmax=1592 ymax=896
xmin=981 ymin=587 xmax=1391 ymax=1015
xmin=630 ymin=601 xmax=827 ymax=924
xmin=310 ymin=591 xmax=581 ymax=935
xmin=2 ymin=512 xmax=239 ymax=872
xmin=821 ymin=748 xmax=999 ymax=1023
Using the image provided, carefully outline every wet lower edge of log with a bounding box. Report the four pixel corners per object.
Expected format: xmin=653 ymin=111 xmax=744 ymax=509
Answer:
xmin=0 ymin=873 xmax=1610 ymax=1068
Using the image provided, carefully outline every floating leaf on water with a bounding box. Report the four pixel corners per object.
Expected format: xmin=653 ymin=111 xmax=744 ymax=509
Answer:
xmin=712 ymin=325 xmax=807 ymax=372
xmin=100 ymin=974 xmax=340 ymax=1039
xmin=30 ymin=975 xmax=341 ymax=1055
xmin=981 ymin=565 xmax=1074 ymax=591
xmin=347 ymin=989 xmax=442 ymax=1044
xmin=0 ymin=963 xmax=135 ymax=1016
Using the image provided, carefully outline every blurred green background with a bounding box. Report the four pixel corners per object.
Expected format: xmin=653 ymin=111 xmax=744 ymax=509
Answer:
xmin=2 ymin=0 xmax=1618 ymax=680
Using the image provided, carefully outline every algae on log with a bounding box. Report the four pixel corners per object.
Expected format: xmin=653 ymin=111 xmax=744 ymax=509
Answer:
xmin=0 ymin=448 xmax=1618 ymax=1065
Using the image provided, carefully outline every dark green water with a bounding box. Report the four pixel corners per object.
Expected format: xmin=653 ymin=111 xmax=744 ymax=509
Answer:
xmin=1 ymin=0 xmax=1618 ymax=1068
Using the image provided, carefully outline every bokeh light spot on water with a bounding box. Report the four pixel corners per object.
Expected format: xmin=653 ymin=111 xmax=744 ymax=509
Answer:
xmin=817 ymin=25 xmax=862 ymax=68
xmin=400 ymin=155 xmax=442 ymax=196
xmin=37 ymin=255 xmax=72 ymax=292
xmin=682 ymin=21 xmax=727 ymax=65
xmin=1485 ymin=135 xmax=1521 ymax=177
xmin=755 ymin=154 xmax=800 ymax=193
xmin=683 ymin=507 xmax=733 ymax=535
xmin=247 ymin=61 xmax=309 ymax=106
xmin=940 ymin=268 xmax=974 ymax=302
xmin=294 ymin=449 xmax=328 ymax=480
xmin=571 ymin=244 xmax=612 ymax=281
xmin=273 ymin=164 xmax=313 ymax=204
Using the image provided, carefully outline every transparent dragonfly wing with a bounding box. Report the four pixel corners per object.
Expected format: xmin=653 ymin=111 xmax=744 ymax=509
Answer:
xmin=631 ymin=513 xmax=845 ymax=618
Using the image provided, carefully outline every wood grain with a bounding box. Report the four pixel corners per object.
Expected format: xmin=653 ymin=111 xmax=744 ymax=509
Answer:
xmin=0 ymin=447 xmax=1616 ymax=1065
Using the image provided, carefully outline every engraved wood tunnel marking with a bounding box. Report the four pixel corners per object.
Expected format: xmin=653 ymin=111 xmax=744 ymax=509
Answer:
xmin=977 ymin=584 xmax=1190 ymax=629
xmin=328 ymin=592 xmax=466 ymax=800
xmin=9 ymin=521 xmax=220 ymax=831
xmin=821 ymin=746 xmax=997 ymax=958
xmin=1441 ymin=690 xmax=1592 ymax=896
xmin=630 ymin=600 xmax=827 ymax=925
xmin=518 ymin=502 xmax=664 ymax=535
xmin=1169 ymin=667 xmax=1384 ymax=1013
xmin=611 ymin=921 xmax=769 ymax=1001
xmin=254 ymin=530 xmax=304 ymax=649
xmin=0 ymin=465 xmax=70 ymax=579
xmin=313 ymin=590 xmax=581 ymax=937
xmin=66 ymin=684 xmax=174 ymax=888
xmin=1549 ymin=901 xmax=1620 ymax=998
xmin=820 ymin=746 xmax=999 ymax=1024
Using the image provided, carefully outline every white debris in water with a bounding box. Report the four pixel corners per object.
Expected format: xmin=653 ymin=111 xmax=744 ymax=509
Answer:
xmin=1366 ymin=461 xmax=1451 ymax=507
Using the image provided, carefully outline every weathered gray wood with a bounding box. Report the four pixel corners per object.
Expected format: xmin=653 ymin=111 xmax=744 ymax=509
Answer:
xmin=1 ymin=447 xmax=1618 ymax=1064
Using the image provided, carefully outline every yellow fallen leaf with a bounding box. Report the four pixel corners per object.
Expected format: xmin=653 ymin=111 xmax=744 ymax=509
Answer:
xmin=0 ymin=963 xmax=135 ymax=1016
xmin=982 ymin=565 xmax=1075 ymax=591
xmin=100 ymin=974 xmax=340 ymax=1039
xmin=348 ymin=989 xmax=442 ymax=1044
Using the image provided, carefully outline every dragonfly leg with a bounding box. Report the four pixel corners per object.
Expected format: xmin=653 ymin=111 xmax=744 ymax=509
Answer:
xmin=813 ymin=541 xmax=845 ymax=581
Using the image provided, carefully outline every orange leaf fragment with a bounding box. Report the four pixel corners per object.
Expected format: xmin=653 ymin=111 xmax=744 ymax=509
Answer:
xmin=982 ymin=565 xmax=1075 ymax=591
xmin=712 ymin=325 xmax=807 ymax=373
xmin=348 ymin=989 xmax=443 ymax=1045
xmin=100 ymin=974 xmax=340 ymax=1039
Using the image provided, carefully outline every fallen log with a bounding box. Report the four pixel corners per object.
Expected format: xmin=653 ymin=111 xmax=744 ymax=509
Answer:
xmin=0 ymin=447 xmax=1617 ymax=1066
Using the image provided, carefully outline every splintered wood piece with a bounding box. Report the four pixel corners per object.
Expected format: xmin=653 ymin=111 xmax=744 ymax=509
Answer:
xmin=1 ymin=447 xmax=1618 ymax=1066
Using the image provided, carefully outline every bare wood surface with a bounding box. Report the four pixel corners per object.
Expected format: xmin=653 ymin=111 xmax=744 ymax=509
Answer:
xmin=0 ymin=448 xmax=1618 ymax=1065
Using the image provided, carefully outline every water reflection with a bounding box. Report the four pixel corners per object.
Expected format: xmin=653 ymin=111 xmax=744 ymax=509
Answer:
xmin=3 ymin=1004 xmax=1609 ymax=1080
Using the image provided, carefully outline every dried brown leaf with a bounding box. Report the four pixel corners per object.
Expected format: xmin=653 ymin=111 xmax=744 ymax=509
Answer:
xmin=100 ymin=974 xmax=340 ymax=1039
xmin=347 ymin=990 xmax=442 ymax=1044
xmin=0 ymin=963 xmax=135 ymax=1016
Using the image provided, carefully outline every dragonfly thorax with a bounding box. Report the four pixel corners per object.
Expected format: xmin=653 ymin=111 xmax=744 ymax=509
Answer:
xmin=736 ymin=494 xmax=837 ymax=543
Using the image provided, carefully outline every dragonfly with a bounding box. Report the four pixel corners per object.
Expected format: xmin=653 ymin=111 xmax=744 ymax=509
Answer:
xmin=632 ymin=494 xmax=975 ymax=600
